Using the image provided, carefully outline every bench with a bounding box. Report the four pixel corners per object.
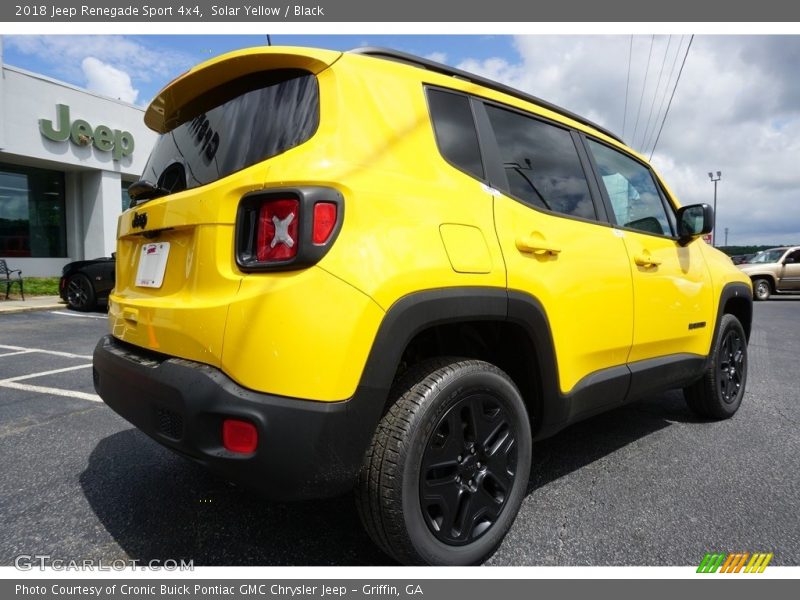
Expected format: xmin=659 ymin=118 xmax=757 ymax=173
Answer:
xmin=0 ymin=259 xmax=24 ymax=300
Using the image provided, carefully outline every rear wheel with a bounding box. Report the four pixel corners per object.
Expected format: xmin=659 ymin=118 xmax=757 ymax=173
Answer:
xmin=684 ymin=314 xmax=747 ymax=419
xmin=356 ymin=358 xmax=532 ymax=565
xmin=65 ymin=274 xmax=96 ymax=311
xmin=752 ymin=278 xmax=771 ymax=301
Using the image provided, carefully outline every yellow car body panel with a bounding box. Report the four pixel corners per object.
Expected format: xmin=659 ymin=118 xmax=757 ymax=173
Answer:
xmin=622 ymin=232 xmax=715 ymax=363
xmin=300 ymin=56 xmax=507 ymax=310
xmin=221 ymin=267 xmax=385 ymax=401
xmin=494 ymin=195 xmax=634 ymax=394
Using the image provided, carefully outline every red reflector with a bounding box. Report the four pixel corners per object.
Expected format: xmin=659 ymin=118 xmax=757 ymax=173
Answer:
xmin=222 ymin=419 xmax=258 ymax=453
xmin=256 ymin=198 xmax=299 ymax=262
xmin=312 ymin=202 xmax=337 ymax=245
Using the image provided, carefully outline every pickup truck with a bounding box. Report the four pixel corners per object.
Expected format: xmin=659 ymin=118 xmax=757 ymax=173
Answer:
xmin=739 ymin=246 xmax=800 ymax=300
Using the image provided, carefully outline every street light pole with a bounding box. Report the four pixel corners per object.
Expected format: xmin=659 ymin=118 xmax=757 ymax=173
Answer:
xmin=708 ymin=171 xmax=722 ymax=246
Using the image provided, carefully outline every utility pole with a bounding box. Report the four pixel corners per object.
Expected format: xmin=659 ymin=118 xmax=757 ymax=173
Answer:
xmin=708 ymin=171 xmax=721 ymax=246
xmin=724 ymin=227 xmax=729 ymax=247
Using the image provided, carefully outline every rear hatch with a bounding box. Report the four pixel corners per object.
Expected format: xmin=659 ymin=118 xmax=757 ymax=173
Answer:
xmin=110 ymin=47 xmax=341 ymax=367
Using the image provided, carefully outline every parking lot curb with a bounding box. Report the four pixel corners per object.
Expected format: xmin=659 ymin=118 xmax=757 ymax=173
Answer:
xmin=0 ymin=297 xmax=65 ymax=315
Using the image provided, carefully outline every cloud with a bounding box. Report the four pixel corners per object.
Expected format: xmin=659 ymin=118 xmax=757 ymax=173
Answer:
xmin=81 ymin=57 xmax=139 ymax=103
xmin=6 ymin=35 xmax=193 ymax=82
xmin=425 ymin=51 xmax=448 ymax=64
xmin=455 ymin=35 xmax=800 ymax=245
xmin=4 ymin=35 xmax=195 ymax=104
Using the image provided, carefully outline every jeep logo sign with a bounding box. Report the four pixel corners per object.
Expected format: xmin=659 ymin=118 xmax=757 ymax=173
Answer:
xmin=131 ymin=212 xmax=148 ymax=229
xmin=40 ymin=104 xmax=135 ymax=161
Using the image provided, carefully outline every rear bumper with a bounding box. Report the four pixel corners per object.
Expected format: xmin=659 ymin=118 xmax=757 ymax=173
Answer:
xmin=92 ymin=335 xmax=384 ymax=500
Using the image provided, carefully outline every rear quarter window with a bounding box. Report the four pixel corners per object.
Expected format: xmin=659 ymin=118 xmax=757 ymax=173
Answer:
xmin=426 ymin=88 xmax=484 ymax=180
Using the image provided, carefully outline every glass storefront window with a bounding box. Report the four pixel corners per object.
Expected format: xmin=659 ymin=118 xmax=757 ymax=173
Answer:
xmin=121 ymin=181 xmax=132 ymax=211
xmin=0 ymin=163 xmax=66 ymax=257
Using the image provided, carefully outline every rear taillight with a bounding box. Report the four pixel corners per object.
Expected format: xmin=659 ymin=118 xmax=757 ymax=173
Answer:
xmin=256 ymin=198 xmax=299 ymax=262
xmin=236 ymin=187 xmax=344 ymax=271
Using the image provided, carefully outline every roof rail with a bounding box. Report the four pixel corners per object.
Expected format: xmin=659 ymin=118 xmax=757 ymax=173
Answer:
xmin=349 ymin=47 xmax=624 ymax=145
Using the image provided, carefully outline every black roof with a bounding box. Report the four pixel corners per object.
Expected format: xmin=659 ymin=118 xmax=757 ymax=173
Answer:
xmin=349 ymin=47 xmax=624 ymax=144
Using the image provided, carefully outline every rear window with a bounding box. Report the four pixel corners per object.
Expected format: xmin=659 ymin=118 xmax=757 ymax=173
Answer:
xmin=141 ymin=70 xmax=319 ymax=194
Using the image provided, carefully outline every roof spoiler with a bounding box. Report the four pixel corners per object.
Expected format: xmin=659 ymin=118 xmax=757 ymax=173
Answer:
xmin=145 ymin=46 xmax=342 ymax=133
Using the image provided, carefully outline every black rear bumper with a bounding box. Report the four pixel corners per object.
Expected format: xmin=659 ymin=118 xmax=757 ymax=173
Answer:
xmin=92 ymin=335 xmax=385 ymax=500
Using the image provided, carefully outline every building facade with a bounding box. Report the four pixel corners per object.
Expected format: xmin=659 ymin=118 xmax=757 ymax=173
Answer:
xmin=0 ymin=49 xmax=156 ymax=276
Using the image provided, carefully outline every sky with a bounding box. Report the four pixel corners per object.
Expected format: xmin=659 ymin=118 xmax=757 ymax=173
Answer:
xmin=3 ymin=33 xmax=799 ymax=246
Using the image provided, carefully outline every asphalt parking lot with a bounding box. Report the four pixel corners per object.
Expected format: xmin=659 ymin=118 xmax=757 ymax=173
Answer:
xmin=1 ymin=301 xmax=799 ymax=566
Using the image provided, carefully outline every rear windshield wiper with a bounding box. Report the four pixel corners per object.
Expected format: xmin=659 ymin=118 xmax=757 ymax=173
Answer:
xmin=128 ymin=180 xmax=171 ymax=206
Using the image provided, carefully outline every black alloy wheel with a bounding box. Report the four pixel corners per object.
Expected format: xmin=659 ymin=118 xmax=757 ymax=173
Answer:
xmin=684 ymin=314 xmax=748 ymax=419
xmin=717 ymin=326 xmax=746 ymax=405
xmin=419 ymin=392 xmax=518 ymax=545
xmin=65 ymin=274 xmax=95 ymax=311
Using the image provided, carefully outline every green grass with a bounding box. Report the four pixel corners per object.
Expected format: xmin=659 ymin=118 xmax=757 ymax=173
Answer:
xmin=18 ymin=276 xmax=60 ymax=297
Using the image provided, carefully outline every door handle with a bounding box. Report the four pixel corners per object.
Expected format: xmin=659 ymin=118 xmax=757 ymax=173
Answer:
xmin=515 ymin=235 xmax=561 ymax=256
xmin=633 ymin=254 xmax=662 ymax=267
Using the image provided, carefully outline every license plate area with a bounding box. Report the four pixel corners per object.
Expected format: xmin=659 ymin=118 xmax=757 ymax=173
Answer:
xmin=135 ymin=242 xmax=170 ymax=288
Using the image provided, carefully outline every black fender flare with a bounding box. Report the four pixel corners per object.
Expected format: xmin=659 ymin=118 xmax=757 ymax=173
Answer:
xmin=356 ymin=287 xmax=561 ymax=438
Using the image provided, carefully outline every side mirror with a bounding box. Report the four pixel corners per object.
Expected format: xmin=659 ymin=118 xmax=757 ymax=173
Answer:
xmin=677 ymin=203 xmax=713 ymax=245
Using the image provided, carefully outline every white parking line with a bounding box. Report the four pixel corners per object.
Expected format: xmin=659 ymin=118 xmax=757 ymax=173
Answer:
xmin=0 ymin=381 xmax=101 ymax=402
xmin=0 ymin=363 xmax=101 ymax=402
xmin=1 ymin=363 xmax=93 ymax=383
xmin=0 ymin=350 xmax=35 ymax=358
xmin=49 ymin=310 xmax=108 ymax=320
xmin=0 ymin=344 xmax=92 ymax=360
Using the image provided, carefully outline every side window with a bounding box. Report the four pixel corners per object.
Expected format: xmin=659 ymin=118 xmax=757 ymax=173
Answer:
xmin=786 ymin=249 xmax=800 ymax=263
xmin=427 ymin=89 xmax=484 ymax=180
xmin=587 ymin=139 xmax=674 ymax=236
xmin=484 ymin=104 xmax=596 ymax=220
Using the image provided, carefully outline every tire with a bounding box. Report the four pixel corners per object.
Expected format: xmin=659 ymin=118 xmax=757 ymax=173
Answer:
xmin=356 ymin=358 xmax=532 ymax=565
xmin=684 ymin=314 xmax=748 ymax=419
xmin=65 ymin=273 xmax=96 ymax=311
xmin=752 ymin=278 xmax=771 ymax=301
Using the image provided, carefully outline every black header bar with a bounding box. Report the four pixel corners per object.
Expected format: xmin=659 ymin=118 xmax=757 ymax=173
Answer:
xmin=3 ymin=0 xmax=800 ymax=22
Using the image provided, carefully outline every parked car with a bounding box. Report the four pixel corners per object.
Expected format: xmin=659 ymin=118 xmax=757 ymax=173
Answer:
xmin=738 ymin=246 xmax=800 ymax=300
xmin=730 ymin=253 xmax=754 ymax=265
xmin=59 ymin=255 xmax=115 ymax=311
xmin=92 ymin=46 xmax=752 ymax=565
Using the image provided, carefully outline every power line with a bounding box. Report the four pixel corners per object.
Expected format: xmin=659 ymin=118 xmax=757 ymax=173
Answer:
xmin=643 ymin=34 xmax=684 ymax=157
xmin=622 ymin=35 xmax=633 ymax=139
xmin=649 ymin=34 xmax=695 ymax=161
xmin=640 ymin=35 xmax=672 ymax=155
xmin=631 ymin=35 xmax=655 ymax=150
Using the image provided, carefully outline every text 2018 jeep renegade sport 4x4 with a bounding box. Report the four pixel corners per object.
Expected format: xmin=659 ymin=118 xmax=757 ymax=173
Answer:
xmin=93 ymin=46 xmax=753 ymax=565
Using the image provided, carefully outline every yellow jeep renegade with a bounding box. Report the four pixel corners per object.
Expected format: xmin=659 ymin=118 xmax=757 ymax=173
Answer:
xmin=93 ymin=46 xmax=753 ymax=565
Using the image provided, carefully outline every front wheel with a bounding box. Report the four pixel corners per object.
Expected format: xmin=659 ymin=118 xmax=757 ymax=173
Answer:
xmin=356 ymin=358 xmax=532 ymax=565
xmin=65 ymin=274 xmax=96 ymax=311
xmin=684 ymin=314 xmax=748 ymax=419
xmin=752 ymin=278 xmax=771 ymax=301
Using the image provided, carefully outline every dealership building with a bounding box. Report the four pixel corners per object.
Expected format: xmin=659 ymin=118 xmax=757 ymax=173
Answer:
xmin=0 ymin=46 xmax=156 ymax=276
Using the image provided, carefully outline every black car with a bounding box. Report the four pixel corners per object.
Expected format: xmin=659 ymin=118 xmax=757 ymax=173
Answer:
xmin=59 ymin=255 xmax=115 ymax=311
